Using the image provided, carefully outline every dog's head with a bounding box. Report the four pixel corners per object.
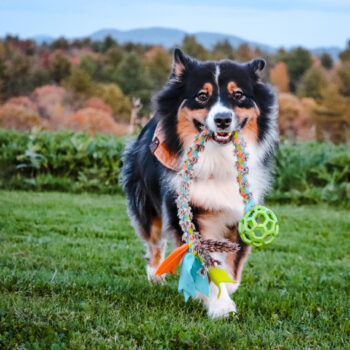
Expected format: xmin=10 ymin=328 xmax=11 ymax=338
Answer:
xmin=156 ymin=48 xmax=277 ymax=154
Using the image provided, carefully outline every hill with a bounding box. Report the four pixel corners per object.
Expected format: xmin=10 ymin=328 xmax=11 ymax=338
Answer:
xmin=31 ymin=26 xmax=342 ymax=60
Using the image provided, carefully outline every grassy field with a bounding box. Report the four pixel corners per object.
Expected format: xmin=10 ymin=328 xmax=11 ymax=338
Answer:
xmin=0 ymin=190 xmax=349 ymax=349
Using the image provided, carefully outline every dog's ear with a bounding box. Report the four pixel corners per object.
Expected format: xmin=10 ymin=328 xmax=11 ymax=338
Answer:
xmin=171 ymin=48 xmax=192 ymax=79
xmin=248 ymin=58 xmax=266 ymax=79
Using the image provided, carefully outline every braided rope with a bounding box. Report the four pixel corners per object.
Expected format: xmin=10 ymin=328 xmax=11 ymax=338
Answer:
xmin=176 ymin=128 xmax=254 ymax=274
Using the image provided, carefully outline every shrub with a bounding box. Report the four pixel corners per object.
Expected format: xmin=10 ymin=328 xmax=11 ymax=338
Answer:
xmin=96 ymin=83 xmax=132 ymax=122
xmin=268 ymin=141 xmax=350 ymax=206
xmin=31 ymin=85 xmax=67 ymax=127
xmin=0 ymin=128 xmax=349 ymax=206
xmin=0 ymin=128 xmax=125 ymax=193
xmin=85 ymin=97 xmax=112 ymax=115
xmin=62 ymin=107 xmax=128 ymax=136
xmin=0 ymin=103 xmax=48 ymax=131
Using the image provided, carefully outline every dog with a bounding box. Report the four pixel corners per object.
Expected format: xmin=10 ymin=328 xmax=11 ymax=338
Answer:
xmin=122 ymin=48 xmax=278 ymax=318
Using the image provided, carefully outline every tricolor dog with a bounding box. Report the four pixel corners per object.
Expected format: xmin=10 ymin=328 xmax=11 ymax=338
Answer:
xmin=122 ymin=48 xmax=278 ymax=318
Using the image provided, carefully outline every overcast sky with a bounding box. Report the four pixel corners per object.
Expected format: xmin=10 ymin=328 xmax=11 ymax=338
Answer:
xmin=0 ymin=0 xmax=349 ymax=48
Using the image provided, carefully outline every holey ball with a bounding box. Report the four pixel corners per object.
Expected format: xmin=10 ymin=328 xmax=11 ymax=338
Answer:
xmin=238 ymin=205 xmax=279 ymax=247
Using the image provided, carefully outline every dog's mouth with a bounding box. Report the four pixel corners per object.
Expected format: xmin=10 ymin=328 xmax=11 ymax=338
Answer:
xmin=193 ymin=119 xmax=232 ymax=144
xmin=212 ymin=132 xmax=232 ymax=144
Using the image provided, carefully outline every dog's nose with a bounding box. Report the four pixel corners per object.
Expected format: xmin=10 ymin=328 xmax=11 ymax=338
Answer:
xmin=214 ymin=112 xmax=232 ymax=130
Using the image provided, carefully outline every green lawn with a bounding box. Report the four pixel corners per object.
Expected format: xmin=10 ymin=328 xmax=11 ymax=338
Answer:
xmin=0 ymin=191 xmax=349 ymax=349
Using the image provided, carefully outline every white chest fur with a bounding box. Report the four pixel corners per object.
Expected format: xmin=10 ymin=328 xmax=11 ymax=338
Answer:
xmin=189 ymin=140 xmax=268 ymax=223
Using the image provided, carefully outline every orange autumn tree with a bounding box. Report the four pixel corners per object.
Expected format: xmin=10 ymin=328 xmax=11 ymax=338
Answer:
xmin=0 ymin=102 xmax=48 ymax=131
xmin=62 ymin=107 xmax=128 ymax=136
xmin=278 ymin=93 xmax=316 ymax=141
xmin=270 ymin=62 xmax=290 ymax=93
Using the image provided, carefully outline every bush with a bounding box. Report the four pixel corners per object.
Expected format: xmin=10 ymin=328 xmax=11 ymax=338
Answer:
xmin=0 ymin=103 xmax=48 ymax=131
xmin=0 ymin=128 xmax=349 ymax=206
xmin=0 ymin=128 xmax=125 ymax=193
xmin=62 ymin=107 xmax=128 ymax=136
xmin=268 ymin=141 xmax=350 ymax=206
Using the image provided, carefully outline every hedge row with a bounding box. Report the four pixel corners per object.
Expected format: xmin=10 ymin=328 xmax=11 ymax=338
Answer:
xmin=0 ymin=128 xmax=125 ymax=193
xmin=270 ymin=141 xmax=350 ymax=206
xmin=0 ymin=128 xmax=349 ymax=206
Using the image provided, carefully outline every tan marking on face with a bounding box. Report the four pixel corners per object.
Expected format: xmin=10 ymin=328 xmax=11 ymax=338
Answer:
xmin=177 ymin=106 xmax=208 ymax=149
xmin=235 ymin=106 xmax=260 ymax=143
xmin=227 ymin=81 xmax=238 ymax=94
xmin=234 ymin=106 xmax=260 ymax=120
xmin=200 ymin=82 xmax=213 ymax=96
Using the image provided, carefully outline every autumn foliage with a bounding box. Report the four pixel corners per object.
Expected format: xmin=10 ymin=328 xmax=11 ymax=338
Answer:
xmin=62 ymin=107 xmax=128 ymax=136
xmin=0 ymin=35 xmax=349 ymax=142
xmin=0 ymin=102 xmax=48 ymax=131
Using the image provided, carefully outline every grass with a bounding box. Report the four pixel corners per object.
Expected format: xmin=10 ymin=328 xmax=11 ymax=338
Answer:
xmin=0 ymin=190 xmax=349 ymax=349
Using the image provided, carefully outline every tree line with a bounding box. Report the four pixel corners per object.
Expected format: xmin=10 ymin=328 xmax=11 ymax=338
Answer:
xmin=0 ymin=34 xmax=349 ymax=142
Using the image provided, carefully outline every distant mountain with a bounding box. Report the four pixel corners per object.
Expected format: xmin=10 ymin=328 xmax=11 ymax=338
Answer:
xmin=31 ymin=27 xmax=342 ymax=60
xmin=88 ymin=27 xmax=276 ymax=53
xmin=31 ymin=34 xmax=55 ymax=45
xmin=309 ymin=47 xmax=342 ymax=61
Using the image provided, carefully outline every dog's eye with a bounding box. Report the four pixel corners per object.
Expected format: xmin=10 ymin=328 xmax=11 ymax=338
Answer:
xmin=232 ymin=90 xmax=244 ymax=100
xmin=195 ymin=92 xmax=209 ymax=103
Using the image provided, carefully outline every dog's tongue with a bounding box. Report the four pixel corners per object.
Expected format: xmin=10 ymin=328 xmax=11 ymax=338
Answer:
xmin=217 ymin=132 xmax=229 ymax=136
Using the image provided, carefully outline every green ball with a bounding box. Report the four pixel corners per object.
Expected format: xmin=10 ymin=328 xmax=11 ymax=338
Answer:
xmin=238 ymin=205 xmax=279 ymax=247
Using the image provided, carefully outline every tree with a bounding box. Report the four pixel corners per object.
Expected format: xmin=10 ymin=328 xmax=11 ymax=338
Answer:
xmin=270 ymin=62 xmax=290 ymax=93
xmin=96 ymin=83 xmax=132 ymax=122
xmin=62 ymin=107 xmax=128 ymax=136
xmin=63 ymin=66 xmax=96 ymax=96
xmin=273 ymin=48 xmax=288 ymax=65
xmin=79 ymin=55 xmax=96 ymax=77
xmin=284 ymin=47 xmax=312 ymax=92
xmin=104 ymin=46 xmax=124 ymax=67
xmin=313 ymin=84 xmax=350 ymax=143
xmin=339 ymin=40 xmax=350 ymax=63
xmin=236 ymin=43 xmax=255 ymax=62
xmin=182 ymin=35 xmax=208 ymax=60
xmin=50 ymin=37 xmax=69 ymax=50
xmin=113 ymin=53 xmax=151 ymax=113
xmin=0 ymin=102 xmax=48 ymax=131
xmin=49 ymin=52 xmax=72 ymax=83
xmin=145 ymin=47 xmax=171 ymax=91
xmin=102 ymin=36 xmax=118 ymax=53
xmin=297 ymin=66 xmax=327 ymax=101
xmin=337 ymin=62 xmax=350 ymax=97
xmin=212 ymin=40 xmax=235 ymax=60
xmin=3 ymin=51 xmax=34 ymax=97
xmin=320 ymin=53 xmax=333 ymax=69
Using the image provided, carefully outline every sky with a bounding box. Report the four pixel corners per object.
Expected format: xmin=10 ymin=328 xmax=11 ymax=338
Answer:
xmin=0 ymin=0 xmax=349 ymax=49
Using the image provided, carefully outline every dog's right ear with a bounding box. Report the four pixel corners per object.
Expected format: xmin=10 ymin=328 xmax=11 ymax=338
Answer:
xmin=171 ymin=48 xmax=191 ymax=79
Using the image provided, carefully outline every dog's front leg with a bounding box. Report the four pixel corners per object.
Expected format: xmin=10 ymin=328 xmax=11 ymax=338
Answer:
xmin=203 ymin=281 xmax=237 ymax=319
xmin=197 ymin=253 xmax=237 ymax=319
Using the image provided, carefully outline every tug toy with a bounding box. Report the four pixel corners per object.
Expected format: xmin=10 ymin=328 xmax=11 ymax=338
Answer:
xmin=155 ymin=128 xmax=279 ymax=301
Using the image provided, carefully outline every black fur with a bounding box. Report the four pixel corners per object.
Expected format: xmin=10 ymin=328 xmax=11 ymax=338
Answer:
xmin=122 ymin=49 xmax=278 ymax=242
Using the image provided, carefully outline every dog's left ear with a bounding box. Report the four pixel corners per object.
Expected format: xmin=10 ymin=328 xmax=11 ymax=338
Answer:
xmin=171 ymin=48 xmax=192 ymax=79
xmin=248 ymin=58 xmax=266 ymax=79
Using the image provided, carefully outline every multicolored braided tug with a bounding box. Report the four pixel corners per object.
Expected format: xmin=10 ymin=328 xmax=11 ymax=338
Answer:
xmin=155 ymin=128 xmax=279 ymax=301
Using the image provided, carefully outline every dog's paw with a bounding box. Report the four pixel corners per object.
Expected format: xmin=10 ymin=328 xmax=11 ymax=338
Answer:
xmin=207 ymin=297 xmax=237 ymax=319
xmin=146 ymin=265 xmax=165 ymax=284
